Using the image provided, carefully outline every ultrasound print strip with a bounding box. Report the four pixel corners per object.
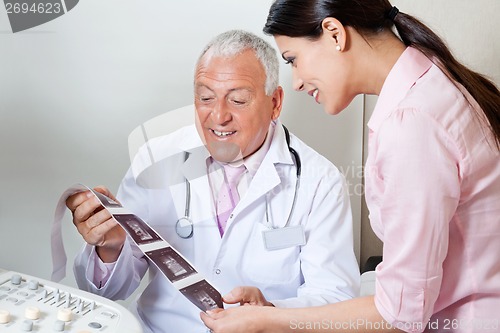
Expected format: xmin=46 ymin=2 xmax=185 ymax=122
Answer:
xmin=86 ymin=187 xmax=223 ymax=310
xmin=146 ymin=247 xmax=197 ymax=283
xmin=179 ymin=280 xmax=224 ymax=311
xmin=113 ymin=214 xmax=163 ymax=245
xmin=91 ymin=190 xmax=123 ymax=208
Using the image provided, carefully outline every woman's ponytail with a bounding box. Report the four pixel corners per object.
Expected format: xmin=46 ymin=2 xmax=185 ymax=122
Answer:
xmin=393 ymin=11 xmax=500 ymax=149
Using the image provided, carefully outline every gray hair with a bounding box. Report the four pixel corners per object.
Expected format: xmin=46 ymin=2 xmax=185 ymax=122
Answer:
xmin=196 ymin=30 xmax=279 ymax=96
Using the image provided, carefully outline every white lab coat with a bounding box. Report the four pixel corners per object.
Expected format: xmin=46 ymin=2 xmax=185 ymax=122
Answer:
xmin=74 ymin=121 xmax=360 ymax=333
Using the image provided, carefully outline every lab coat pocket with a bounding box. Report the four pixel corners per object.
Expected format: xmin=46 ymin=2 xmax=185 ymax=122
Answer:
xmin=241 ymin=223 xmax=301 ymax=285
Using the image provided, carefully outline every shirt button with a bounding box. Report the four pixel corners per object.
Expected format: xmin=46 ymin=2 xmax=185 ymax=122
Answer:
xmin=215 ymin=269 xmax=221 ymax=275
xmin=229 ymin=214 xmax=233 ymax=219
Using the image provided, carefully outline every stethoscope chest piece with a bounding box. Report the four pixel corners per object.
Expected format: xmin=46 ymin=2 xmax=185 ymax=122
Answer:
xmin=175 ymin=217 xmax=193 ymax=239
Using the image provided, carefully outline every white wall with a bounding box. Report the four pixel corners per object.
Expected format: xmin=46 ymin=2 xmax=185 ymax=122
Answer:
xmin=0 ymin=0 xmax=363 ymax=292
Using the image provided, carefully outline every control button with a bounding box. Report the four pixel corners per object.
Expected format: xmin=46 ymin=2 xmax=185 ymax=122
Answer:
xmin=89 ymin=301 xmax=96 ymax=310
xmin=77 ymin=331 xmax=92 ymax=333
xmin=21 ymin=319 xmax=34 ymax=332
xmin=57 ymin=308 xmax=73 ymax=322
xmin=6 ymin=297 xmax=18 ymax=303
xmin=25 ymin=306 xmax=40 ymax=320
xmin=77 ymin=302 xmax=85 ymax=312
xmin=215 ymin=269 xmax=221 ymax=275
xmin=101 ymin=311 xmax=116 ymax=317
xmin=88 ymin=322 xmax=103 ymax=329
xmin=0 ymin=309 xmax=11 ymax=324
xmin=11 ymin=274 xmax=22 ymax=285
xmin=27 ymin=280 xmax=39 ymax=291
xmin=17 ymin=291 xmax=29 ymax=297
xmin=0 ymin=286 xmax=11 ymax=292
xmin=53 ymin=320 xmax=66 ymax=332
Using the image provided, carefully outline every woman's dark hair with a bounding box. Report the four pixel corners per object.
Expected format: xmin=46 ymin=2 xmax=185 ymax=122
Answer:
xmin=264 ymin=0 xmax=500 ymax=149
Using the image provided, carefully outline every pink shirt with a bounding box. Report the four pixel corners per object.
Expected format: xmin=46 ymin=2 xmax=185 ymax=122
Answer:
xmin=365 ymin=47 xmax=500 ymax=332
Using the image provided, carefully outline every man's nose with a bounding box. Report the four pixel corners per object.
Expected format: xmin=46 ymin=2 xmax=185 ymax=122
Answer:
xmin=211 ymin=100 xmax=232 ymax=124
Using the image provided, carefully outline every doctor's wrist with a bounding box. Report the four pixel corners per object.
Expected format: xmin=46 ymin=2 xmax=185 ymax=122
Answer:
xmin=95 ymin=244 xmax=122 ymax=263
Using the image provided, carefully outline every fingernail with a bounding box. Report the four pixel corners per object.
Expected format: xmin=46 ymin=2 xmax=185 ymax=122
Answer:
xmin=222 ymin=292 xmax=234 ymax=301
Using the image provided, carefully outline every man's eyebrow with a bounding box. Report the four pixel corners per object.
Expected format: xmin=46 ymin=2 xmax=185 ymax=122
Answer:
xmin=228 ymin=87 xmax=253 ymax=93
xmin=194 ymin=83 xmax=214 ymax=92
xmin=195 ymin=84 xmax=254 ymax=94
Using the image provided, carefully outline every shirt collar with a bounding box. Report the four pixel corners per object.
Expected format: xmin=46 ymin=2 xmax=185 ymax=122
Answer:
xmin=208 ymin=120 xmax=278 ymax=177
xmin=367 ymin=47 xmax=433 ymax=131
xmin=241 ymin=120 xmax=276 ymax=177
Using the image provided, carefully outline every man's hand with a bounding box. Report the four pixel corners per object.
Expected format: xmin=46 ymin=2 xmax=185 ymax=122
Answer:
xmin=201 ymin=305 xmax=278 ymax=333
xmin=66 ymin=186 xmax=126 ymax=262
xmin=223 ymin=286 xmax=274 ymax=307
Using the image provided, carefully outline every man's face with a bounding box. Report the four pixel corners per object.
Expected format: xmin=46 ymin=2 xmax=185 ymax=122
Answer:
xmin=194 ymin=49 xmax=282 ymax=163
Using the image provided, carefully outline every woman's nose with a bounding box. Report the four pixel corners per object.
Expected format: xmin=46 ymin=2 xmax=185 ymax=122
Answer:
xmin=292 ymin=71 xmax=304 ymax=91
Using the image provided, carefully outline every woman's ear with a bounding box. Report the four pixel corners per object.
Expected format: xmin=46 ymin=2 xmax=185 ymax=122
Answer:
xmin=321 ymin=17 xmax=347 ymax=52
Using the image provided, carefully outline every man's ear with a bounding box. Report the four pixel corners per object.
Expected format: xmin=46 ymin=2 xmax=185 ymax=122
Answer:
xmin=321 ymin=17 xmax=347 ymax=51
xmin=271 ymin=86 xmax=284 ymax=120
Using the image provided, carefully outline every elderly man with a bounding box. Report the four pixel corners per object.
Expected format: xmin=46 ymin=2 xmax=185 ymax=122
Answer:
xmin=67 ymin=30 xmax=359 ymax=333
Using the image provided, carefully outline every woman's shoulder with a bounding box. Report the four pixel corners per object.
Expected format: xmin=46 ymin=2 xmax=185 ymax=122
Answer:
xmin=393 ymin=64 xmax=485 ymax=145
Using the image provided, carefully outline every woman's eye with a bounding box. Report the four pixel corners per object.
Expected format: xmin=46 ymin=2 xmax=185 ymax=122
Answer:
xmin=285 ymin=57 xmax=295 ymax=65
xmin=200 ymin=97 xmax=214 ymax=102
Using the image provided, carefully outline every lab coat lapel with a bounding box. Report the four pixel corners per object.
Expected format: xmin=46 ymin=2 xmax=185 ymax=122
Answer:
xmin=176 ymin=126 xmax=210 ymax=199
xmin=231 ymin=122 xmax=294 ymax=221
xmin=181 ymin=146 xmax=225 ymax=249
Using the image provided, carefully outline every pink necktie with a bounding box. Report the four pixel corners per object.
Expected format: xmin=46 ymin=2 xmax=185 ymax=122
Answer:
xmin=216 ymin=164 xmax=246 ymax=237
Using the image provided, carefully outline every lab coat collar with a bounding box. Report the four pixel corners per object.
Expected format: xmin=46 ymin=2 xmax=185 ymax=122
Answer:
xmin=266 ymin=119 xmax=295 ymax=167
xmin=367 ymin=47 xmax=433 ymax=132
xmin=232 ymin=119 xmax=295 ymax=212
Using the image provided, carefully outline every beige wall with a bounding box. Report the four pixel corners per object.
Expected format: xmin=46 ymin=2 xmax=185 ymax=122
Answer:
xmin=360 ymin=0 xmax=500 ymax=267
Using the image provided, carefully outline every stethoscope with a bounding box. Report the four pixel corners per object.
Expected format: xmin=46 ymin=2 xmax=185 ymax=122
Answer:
xmin=175 ymin=125 xmax=301 ymax=239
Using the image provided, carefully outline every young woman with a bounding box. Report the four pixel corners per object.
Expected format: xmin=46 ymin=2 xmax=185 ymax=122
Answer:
xmin=201 ymin=1 xmax=500 ymax=332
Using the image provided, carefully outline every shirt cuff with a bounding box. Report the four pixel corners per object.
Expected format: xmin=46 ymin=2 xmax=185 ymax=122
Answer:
xmin=93 ymin=252 xmax=117 ymax=289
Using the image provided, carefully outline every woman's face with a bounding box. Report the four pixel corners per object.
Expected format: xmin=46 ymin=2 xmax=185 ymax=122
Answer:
xmin=274 ymin=34 xmax=356 ymax=115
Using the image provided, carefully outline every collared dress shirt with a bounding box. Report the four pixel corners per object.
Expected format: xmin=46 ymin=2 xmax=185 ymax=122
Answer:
xmin=365 ymin=47 xmax=500 ymax=332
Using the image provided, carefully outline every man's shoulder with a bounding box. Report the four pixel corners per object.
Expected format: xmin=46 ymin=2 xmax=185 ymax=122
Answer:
xmin=287 ymin=131 xmax=342 ymax=177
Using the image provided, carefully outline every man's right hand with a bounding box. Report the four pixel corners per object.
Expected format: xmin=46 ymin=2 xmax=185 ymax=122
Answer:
xmin=66 ymin=186 xmax=126 ymax=263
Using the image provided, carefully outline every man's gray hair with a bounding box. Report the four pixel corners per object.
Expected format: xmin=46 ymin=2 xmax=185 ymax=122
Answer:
xmin=197 ymin=30 xmax=279 ymax=96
